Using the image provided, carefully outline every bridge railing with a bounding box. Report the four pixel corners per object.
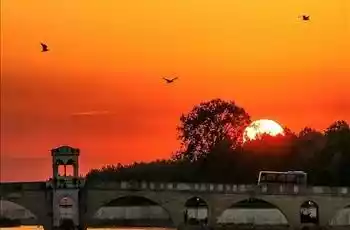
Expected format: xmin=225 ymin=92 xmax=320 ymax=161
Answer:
xmin=87 ymin=181 xmax=350 ymax=196
xmin=1 ymin=181 xmax=349 ymax=196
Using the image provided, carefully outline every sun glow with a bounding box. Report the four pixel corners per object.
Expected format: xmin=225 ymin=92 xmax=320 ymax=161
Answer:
xmin=243 ymin=119 xmax=285 ymax=142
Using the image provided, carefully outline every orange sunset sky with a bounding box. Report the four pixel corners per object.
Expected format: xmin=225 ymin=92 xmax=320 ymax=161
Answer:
xmin=1 ymin=0 xmax=349 ymax=182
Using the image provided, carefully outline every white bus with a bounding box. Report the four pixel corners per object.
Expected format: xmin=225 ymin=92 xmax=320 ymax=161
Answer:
xmin=257 ymin=171 xmax=307 ymax=186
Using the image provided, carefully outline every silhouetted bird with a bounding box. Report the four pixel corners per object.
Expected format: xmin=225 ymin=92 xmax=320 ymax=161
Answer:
xmin=301 ymin=15 xmax=310 ymax=21
xmin=163 ymin=77 xmax=178 ymax=84
xmin=41 ymin=43 xmax=49 ymax=52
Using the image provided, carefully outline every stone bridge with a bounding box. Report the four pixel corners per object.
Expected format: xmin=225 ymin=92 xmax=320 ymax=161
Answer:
xmin=1 ymin=180 xmax=350 ymax=230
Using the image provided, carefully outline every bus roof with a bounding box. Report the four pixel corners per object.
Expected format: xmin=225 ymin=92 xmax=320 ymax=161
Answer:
xmin=259 ymin=171 xmax=307 ymax=175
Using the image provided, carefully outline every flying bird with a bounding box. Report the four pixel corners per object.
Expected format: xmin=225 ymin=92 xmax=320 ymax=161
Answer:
xmin=163 ymin=77 xmax=178 ymax=84
xmin=41 ymin=43 xmax=49 ymax=52
xmin=301 ymin=15 xmax=310 ymax=21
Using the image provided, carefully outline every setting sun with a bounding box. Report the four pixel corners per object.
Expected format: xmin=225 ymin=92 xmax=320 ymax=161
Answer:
xmin=243 ymin=119 xmax=285 ymax=142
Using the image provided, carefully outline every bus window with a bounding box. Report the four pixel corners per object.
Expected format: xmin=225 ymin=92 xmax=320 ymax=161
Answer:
xmin=277 ymin=174 xmax=286 ymax=183
xmin=286 ymin=175 xmax=296 ymax=183
xmin=258 ymin=171 xmax=307 ymax=186
xmin=266 ymin=174 xmax=276 ymax=182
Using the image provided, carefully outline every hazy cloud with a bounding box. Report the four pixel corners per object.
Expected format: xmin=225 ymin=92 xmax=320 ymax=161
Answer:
xmin=71 ymin=111 xmax=114 ymax=116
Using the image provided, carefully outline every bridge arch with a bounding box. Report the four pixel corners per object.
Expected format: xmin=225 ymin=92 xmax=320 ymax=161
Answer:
xmin=0 ymin=199 xmax=36 ymax=219
xmin=184 ymin=196 xmax=209 ymax=225
xmin=90 ymin=195 xmax=174 ymax=227
xmin=0 ymin=199 xmax=45 ymax=227
xmin=217 ymin=198 xmax=290 ymax=226
xmin=329 ymin=204 xmax=350 ymax=226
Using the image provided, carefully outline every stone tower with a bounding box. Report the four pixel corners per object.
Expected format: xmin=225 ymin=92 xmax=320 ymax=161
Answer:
xmin=47 ymin=145 xmax=85 ymax=229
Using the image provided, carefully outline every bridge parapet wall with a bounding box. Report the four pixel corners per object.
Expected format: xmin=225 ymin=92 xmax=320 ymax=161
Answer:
xmin=2 ymin=181 xmax=349 ymax=197
xmin=0 ymin=182 xmax=47 ymax=196
xmin=86 ymin=181 xmax=350 ymax=196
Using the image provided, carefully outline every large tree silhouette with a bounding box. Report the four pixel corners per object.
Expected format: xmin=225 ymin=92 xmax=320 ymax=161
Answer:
xmin=323 ymin=120 xmax=350 ymax=185
xmin=293 ymin=127 xmax=326 ymax=174
xmin=176 ymin=98 xmax=251 ymax=161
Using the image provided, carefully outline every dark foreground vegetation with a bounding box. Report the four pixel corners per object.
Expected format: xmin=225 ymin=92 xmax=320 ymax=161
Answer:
xmin=86 ymin=99 xmax=350 ymax=186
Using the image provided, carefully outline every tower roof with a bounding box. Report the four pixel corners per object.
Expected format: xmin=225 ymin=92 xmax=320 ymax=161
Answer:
xmin=51 ymin=145 xmax=80 ymax=156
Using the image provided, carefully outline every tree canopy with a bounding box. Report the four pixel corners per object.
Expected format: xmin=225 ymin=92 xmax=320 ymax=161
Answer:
xmin=86 ymin=99 xmax=350 ymax=187
xmin=176 ymin=98 xmax=251 ymax=162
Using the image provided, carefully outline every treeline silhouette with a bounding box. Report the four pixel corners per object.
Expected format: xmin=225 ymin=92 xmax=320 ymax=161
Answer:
xmin=86 ymin=99 xmax=350 ymax=186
